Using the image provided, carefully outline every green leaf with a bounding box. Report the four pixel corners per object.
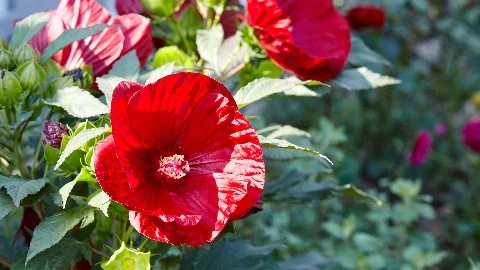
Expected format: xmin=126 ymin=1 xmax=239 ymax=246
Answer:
xmin=44 ymin=86 xmax=109 ymax=118
xmin=144 ymin=62 xmax=178 ymax=85
xmin=264 ymin=170 xmax=308 ymax=198
xmin=152 ymin=46 xmax=192 ymax=68
xmin=331 ymin=67 xmax=401 ymax=91
xmin=349 ymin=36 xmax=391 ymax=67
xmin=0 ymin=190 xmax=15 ymax=221
xmin=196 ymin=25 xmax=224 ymax=64
xmin=279 ymin=252 xmax=333 ymax=270
xmin=59 ymin=179 xmax=77 ymax=209
xmin=259 ymin=125 xmax=311 ymax=139
xmin=26 ymin=206 xmax=94 ymax=263
xmin=180 ymin=240 xmax=279 ymax=270
xmin=88 ymin=190 xmax=111 ymax=217
xmin=96 ymin=76 xmax=124 ymax=107
xmin=353 ymin=233 xmax=382 ymax=253
xmin=55 ymin=127 xmax=110 ymax=170
xmin=2 ymin=178 xmax=48 ymax=207
xmin=259 ymin=135 xmax=332 ymax=166
xmin=14 ymin=238 xmax=91 ymax=270
xmin=339 ymin=185 xmax=384 ymax=206
xmin=40 ymin=24 xmax=110 ymax=63
xmin=102 ymin=242 xmax=150 ymax=270
xmin=9 ymin=12 xmax=50 ymax=49
xmin=75 ymin=167 xmax=96 ymax=183
xmin=108 ymin=51 xmax=140 ymax=81
xmin=209 ymin=31 xmax=248 ymax=76
xmin=275 ymin=182 xmax=337 ymax=202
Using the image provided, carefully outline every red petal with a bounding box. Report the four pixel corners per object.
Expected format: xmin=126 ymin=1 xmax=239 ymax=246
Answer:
xmin=247 ymin=0 xmax=350 ymax=81
xmin=29 ymin=11 xmax=65 ymax=55
xmin=346 ymin=5 xmax=386 ymax=31
xmin=115 ymin=0 xmax=145 ymax=15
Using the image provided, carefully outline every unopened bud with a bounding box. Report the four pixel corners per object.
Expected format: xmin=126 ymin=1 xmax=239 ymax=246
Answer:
xmin=14 ymin=44 xmax=39 ymax=64
xmin=43 ymin=120 xmax=69 ymax=149
xmin=16 ymin=60 xmax=46 ymax=92
xmin=0 ymin=70 xmax=23 ymax=108
xmin=0 ymin=49 xmax=15 ymax=70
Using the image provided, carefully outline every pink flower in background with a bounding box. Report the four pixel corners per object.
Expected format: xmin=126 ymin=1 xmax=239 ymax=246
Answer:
xmin=434 ymin=123 xmax=447 ymax=136
xmin=410 ymin=131 xmax=432 ymax=166
xmin=463 ymin=116 xmax=480 ymax=153
xmin=115 ymin=0 xmax=146 ymax=15
xmin=30 ymin=0 xmax=154 ymax=77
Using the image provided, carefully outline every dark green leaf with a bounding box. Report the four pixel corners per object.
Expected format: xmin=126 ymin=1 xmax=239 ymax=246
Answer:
xmin=349 ymin=36 xmax=391 ymax=67
xmin=2 ymin=178 xmax=48 ymax=207
xmin=279 ymin=252 xmax=334 ymax=270
xmin=40 ymin=24 xmax=110 ymax=63
xmin=9 ymin=12 xmax=50 ymax=49
xmin=0 ymin=190 xmax=16 ymax=220
xmin=331 ymin=67 xmax=400 ymax=91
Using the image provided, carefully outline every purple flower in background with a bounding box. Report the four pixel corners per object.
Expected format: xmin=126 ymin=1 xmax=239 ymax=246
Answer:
xmin=42 ymin=120 xmax=69 ymax=149
xmin=462 ymin=116 xmax=480 ymax=153
xmin=410 ymin=131 xmax=432 ymax=166
xmin=434 ymin=123 xmax=447 ymax=136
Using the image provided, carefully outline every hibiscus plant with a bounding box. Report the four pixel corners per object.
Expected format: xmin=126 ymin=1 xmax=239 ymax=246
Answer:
xmin=0 ymin=0 xmax=404 ymax=269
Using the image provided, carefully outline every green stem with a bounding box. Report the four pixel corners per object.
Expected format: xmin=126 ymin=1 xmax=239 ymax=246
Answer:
xmin=30 ymin=136 xmax=44 ymax=178
xmin=14 ymin=145 xmax=30 ymax=179
xmin=138 ymin=238 xmax=149 ymax=251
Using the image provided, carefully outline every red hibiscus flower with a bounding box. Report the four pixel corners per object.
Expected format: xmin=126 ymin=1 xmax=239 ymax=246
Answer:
xmin=246 ymin=0 xmax=351 ymax=82
xmin=30 ymin=0 xmax=154 ymax=77
xmin=409 ymin=131 xmax=432 ymax=166
xmin=463 ymin=116 xmax=480 ymax=153
xmin=93 ymin=72 xmax=265 ymax=246
xmin=346 ymin=5 xmax=386 ymax=31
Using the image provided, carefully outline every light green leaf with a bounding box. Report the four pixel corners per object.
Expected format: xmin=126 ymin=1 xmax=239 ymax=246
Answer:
xmin=0 ymin=191 xmax=15 ymax=221
xmin=44 ymin=86 xmax=109 ymax=118
xmin=59 ymin=180 xmax=77 ymax=209
xmin=96 ymin=76 xmax=124 ymax=107
xmin=152 ymin=46 xmax=192 ymax=68
xmin=26 ymin=206 xmax=94 ymax=263
xmin=259 ymin=125 xmax=311 ymax=139
xmin=88 ymin=191 xmax=111 ymax=217
xmin=349 ymin=36 xmax=391 ymax=67
xmin=259 ymin=135 xmax=332 ymax=165
xmin=9 ymin=12 xmax=50 ymax=49
xmin=196 ymin=25 xmax=223 ymax=64
xmin=144 ymin=62 xmax=178 ymax=85
xmin=209 ymin=31 xmax=248 ymax=76
xmin=3 ymin=178 xmax=48 ymax=207
xmin=332 ymin=67 xmax=401 ymax=91
xmin=55 ymin=127 xmax=110 ymax=170
xmin=40 ymin=24 xmax=110 ymax=63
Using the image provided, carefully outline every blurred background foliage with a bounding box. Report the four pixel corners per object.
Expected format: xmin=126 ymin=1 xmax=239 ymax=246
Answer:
xmin=238 ymin=0 xmax=480 ymax=269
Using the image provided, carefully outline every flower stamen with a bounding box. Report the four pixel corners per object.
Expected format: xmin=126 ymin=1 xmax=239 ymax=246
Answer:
xmin=158 ymin=154 xmax=190 ymax=180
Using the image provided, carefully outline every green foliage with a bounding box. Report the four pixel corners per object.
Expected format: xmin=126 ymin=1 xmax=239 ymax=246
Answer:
xmin=44 ymin=86 xmax=109 ymax=118
xmin=9 ymin=12 xmax=50 ymax=49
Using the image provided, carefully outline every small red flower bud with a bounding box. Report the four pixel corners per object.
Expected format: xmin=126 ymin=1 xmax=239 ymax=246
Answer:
xmin=410 ymin=131 xmax=432 ymax=166
xmin=43 ymin=120 xmax=69 ymax=149
xmin=463 ymin=116 xmax=480 ymax=153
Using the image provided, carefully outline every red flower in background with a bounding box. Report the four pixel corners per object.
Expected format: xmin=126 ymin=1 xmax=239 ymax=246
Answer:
xmin=30 ymin=0 xmax=154 ymax=77
xmin=247 ymin=0 xmax=350 ymax=82
xmin=409 ymin=131 xmax=432 ymax=166
xmin=463 ymin=116 xmax=480 ymax=153
xmin=93 ymin=72 xmax=265 ymax=246
xmin=115 ymin=0 xmax=146 ymax=15
xmin=346 ymin=5 xmax=386 ymax=31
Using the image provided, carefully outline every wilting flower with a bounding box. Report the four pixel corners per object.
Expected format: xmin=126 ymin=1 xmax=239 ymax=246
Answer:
xmin=463 ymin=116 xmax=480 ymax=153
xmin=30 ymin=0 xmax=154 ymax=77
xmin=434 ymin=123 xmax=447 ymax=136
xmin=43 ymin=120 xmax=69 ymax=149
xmin=247 ymin=0 xmax=350 ymax=82
xmin=94 ymin=72 xmax=265 ymax=246
xmin=410 ymin=131 xmax=432 ymax=166
xmin=346 ymin=5 xmax=386 ymax=31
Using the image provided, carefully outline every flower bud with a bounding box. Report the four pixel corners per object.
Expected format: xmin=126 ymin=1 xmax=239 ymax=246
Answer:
xmin=0 ymin=49 xmax=15 ymax=70
xmin=0 ymin=38 xmax=8 ymax=50
xmin=43 ymin=59 xmax=64 ymax=76
xmin=16 ymin=60 xmax=46 ymax=93
xmin=13 ymin=43 xmax=39 ymax=64
xmin=0 ymin=70 xmax=23 ymax=108
xmin=463 ymin=116 xmax=480 ymax=154
xmin=43 ymin=120 xmax=69 ymax=149
xmin=141 ymin=0 xmax=184 ymax=17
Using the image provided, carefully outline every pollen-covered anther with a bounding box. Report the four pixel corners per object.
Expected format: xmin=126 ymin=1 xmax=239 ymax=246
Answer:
xmin=158 ymin=154 xmax=190 ymax=180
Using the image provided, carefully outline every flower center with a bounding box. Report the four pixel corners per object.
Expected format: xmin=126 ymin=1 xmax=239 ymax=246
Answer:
xmin=63 ymin=68 xmax=84 ymax=83
xmin=158 ymin=154 xmax=190 ymax=180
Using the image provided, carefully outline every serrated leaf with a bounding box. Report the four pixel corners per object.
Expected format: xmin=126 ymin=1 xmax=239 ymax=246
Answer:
xmin=196 ymin=25 xmax=224 ymax=64
xmin=44 ymin=86 xmax=109 ymax=118
xmin=55 ymin=127 xmax=110 ymax=170
xmin=0 ymin=190 xmax=15 ymax=221
xmin=144 ymin=62 xmax=178 ymax=85
xmin=2 ymin=178 xmax=48 ymax=207
xmin=332 ymin=67 xmax=401 ymax=91
xmin=40 ymin=24 xmax=110 ymax=63
xmin=180 ymin=240 xmax=279 ymax=270
xmin=349 ymin=36 xmax=391 ymax=67
xmin=59 ymin=179 xmax=77 ymax=209
xmin=88 ymin=191 xmax=110 ymax=217
xmin=259 ymin=135 xmax=332 ymax=166
xmin=9 ymin=12 xmax=50 ymax=49
xmin=26 ymin=206 xmax=94 ymax=263
xmin=15 ymin=238 xmax=91 ymax=270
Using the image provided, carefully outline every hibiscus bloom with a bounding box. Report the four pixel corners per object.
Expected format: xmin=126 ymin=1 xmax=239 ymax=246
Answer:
xmin=93 ymin=72 xmax=265 ymax=246
xmin=409 ymin=131 xmax=432 ymax=166
xmin=462 ymin=116 xmax=480 ymax=153
xmin=346 ymin=5 xmax=386 ymax=31
xmin=246 ymin=0 xmax=350 ymax=82
xmin=30 ymin=0 xmax=154 ymax=77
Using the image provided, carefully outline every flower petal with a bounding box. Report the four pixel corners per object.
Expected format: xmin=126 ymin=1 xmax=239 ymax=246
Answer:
xmin=56 ymin=0 xmax=111 ymax=28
